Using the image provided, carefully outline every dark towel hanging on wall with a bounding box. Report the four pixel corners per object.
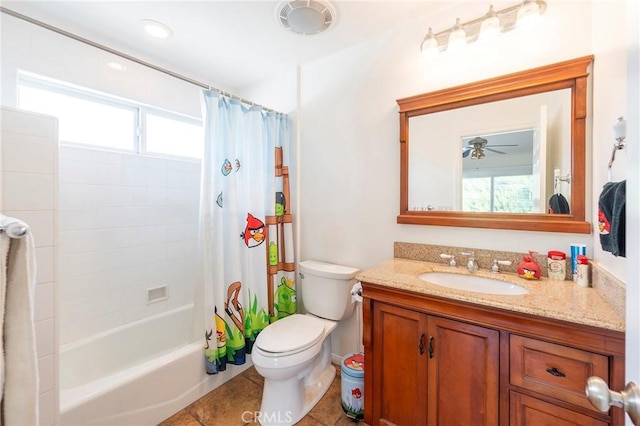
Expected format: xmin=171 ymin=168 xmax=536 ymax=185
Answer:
xmin=598 ymin=180 xmax=626 ymax=257
xmin=548 ymin=193 xmax=570 ymax=214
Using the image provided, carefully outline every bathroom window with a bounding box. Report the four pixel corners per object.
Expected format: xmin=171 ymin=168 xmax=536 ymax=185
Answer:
xmin=17 ymin=74 xmax=203 ymax=159
xmin=18 ymin=82 xmax=137 ymax=151
xmin=144 ymin=111 xmax=203 ymax=159
xmin=463 ymin=175 xmax=533 ymax=213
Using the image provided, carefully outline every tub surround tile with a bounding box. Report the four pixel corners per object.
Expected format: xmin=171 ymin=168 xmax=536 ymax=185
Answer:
xmin=2 ymin=172 xmax=55 ymax=211
xmin=358 ymin=257 xmax=624 ymax=332
xmin=2 ymin=107 xmax=59 ymax=426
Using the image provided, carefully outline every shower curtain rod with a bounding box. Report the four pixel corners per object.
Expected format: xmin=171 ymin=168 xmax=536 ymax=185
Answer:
xmin=0 ymin=7 xmax=282 ymax=114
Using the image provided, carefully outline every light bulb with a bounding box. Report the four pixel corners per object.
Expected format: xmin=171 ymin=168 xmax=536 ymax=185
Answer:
xmin=613 ymin=117 xmax=627 ymax=142
xmin=517 ymin=0 xmax=541 ymax=28
xmin=447 ymin=18 xmax=467 ymax=53
xmin=421 ymin=28 xmax=439 ymax=58
xmin=479 ymin=5 xmax=501 ymax=43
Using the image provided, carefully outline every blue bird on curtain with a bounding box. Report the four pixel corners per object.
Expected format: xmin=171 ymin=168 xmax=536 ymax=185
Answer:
xmin=200 ymin=91 xmax=296 ymax=375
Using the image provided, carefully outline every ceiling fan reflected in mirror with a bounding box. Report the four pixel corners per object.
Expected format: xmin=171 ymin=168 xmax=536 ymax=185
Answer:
xmin=462 ymin=136 xmax=518 ymax=159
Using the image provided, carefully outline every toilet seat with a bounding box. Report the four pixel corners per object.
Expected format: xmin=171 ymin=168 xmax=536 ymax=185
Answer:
xmin=255 ymin=314 xmax=325 ymax=357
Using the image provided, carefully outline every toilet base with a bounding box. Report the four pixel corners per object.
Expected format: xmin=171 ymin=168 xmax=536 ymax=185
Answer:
xmin=258 ymin=363 xmax=336 ymax=426
xmin=302 ymin=365 xmax=336 ymax=418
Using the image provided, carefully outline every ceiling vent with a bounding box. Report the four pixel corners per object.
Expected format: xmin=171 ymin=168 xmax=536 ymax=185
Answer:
xmin=277 ymin=0 xmax=336 ymax=35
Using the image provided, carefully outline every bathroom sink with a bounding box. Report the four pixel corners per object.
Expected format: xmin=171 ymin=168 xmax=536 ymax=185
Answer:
xmin=418 ymin=272 xmax=529 ymax=295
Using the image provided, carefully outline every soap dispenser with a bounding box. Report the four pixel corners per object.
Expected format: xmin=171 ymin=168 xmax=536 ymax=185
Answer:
xmin=517 ymin=251 xmax=541 ymax=280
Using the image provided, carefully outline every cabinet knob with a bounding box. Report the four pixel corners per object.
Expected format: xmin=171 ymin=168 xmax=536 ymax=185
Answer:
xmin=418 ymin=334 xmax=425 ymax=355
xmin=586 ymin=376 xmax=640 ymax=425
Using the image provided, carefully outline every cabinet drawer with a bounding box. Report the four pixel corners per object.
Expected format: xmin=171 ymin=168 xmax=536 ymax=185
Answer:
xmin=510 ymin=335 xmax=609 ymax=412
xmin=510 ymin=391 xmax=608 ymax=426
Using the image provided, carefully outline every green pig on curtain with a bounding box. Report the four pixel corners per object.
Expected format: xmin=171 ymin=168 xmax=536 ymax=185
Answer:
xmin=200 ymin=91 xmax=296 ymax=375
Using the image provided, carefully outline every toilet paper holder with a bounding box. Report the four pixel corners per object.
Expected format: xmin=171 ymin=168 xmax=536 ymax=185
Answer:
xmin=350 ymin=282 xmax=363 ymax=303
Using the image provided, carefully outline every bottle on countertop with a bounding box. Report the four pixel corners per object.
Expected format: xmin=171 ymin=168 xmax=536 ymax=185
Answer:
xmin=518 ymin=251 xmax=541 ymax=280
xmin=547 ymin=251 xmax=567 ymax=281
xmin=576 ymin=255 xmax=590 ymax=287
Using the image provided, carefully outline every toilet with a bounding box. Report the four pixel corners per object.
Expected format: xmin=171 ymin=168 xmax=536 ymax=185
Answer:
xmin=251 ymin=260 xmax=360 ymax=425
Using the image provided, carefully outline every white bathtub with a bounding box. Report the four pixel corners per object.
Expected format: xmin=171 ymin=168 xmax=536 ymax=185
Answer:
xmin=60 ymin=304 xmax=251 ymax=425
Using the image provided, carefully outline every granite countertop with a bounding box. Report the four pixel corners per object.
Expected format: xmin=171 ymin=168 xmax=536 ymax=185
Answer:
xmin=357 ymin=258 xmax=625 ymax=332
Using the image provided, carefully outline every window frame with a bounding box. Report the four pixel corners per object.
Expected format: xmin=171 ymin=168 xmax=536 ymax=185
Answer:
xmin=17 ymin=73 xmax=202 ymax=161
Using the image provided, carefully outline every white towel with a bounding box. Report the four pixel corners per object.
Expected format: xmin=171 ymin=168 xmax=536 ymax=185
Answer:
xmin=1 ymin=228 xmax=39 ymax=426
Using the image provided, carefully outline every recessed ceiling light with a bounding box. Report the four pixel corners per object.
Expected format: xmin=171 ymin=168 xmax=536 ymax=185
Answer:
xmin=107 ymin=62 xmax=126 ymax=71
xmin=140 ymin=19 xmax=173 ymax=39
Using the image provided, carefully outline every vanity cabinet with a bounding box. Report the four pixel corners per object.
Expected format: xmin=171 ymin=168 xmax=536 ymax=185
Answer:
xmin=370 ymin=302 xmax=499 ymax=425
xmin=362 ymin=282 xmax=625 ymax=426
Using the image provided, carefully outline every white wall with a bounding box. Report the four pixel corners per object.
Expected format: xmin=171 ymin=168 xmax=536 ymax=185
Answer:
xmin=590 ymin=0 xmax=628 ymax=280
xmin=624 ymin=0 xmax=639 ymax=413
xmin=296 ymin=1 xmax=629 ymax=356
xmin=58 ymin=146 xmax=200 ymax=344
xmin=1 ymin=107 xmax=59 ymax=425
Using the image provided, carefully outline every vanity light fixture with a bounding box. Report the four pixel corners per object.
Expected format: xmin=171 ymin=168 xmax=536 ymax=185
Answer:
xmin=420 ymin=1 xmax=547 ymax=56
xmin=140 ymin=19 xmax=173 ymax=39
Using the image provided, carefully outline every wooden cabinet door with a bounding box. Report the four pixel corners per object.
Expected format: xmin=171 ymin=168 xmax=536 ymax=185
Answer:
xmin=371 ymin=302 xmax=428 ymax=426
xmin=510 ymin=391 xmax=608 ymax=426
xmin=427 ymin=316 xmax=500 ymax=426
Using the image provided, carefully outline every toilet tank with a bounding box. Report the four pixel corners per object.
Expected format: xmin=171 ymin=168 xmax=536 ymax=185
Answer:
xmin=299 ymin=260 xmax=360 ymax=321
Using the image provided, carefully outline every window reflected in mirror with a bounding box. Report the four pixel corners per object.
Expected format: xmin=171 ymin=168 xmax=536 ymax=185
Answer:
xmin=461 ymin=129 xmax=537 ymax=213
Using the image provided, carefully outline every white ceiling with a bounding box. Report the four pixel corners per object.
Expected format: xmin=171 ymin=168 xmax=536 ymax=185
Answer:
xmin=1 ymin=1 xmax=457 ymax=92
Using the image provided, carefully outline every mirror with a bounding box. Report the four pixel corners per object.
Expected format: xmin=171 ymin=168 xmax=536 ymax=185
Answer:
xmin=398 ymin=56 xmax=593 ymax=233
xmin=409 ymin=89 xmax=572 ymax=214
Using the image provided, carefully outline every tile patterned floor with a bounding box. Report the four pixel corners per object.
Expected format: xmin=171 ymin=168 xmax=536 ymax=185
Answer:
xmin=159 ymin=365 xmax=363 ymax=426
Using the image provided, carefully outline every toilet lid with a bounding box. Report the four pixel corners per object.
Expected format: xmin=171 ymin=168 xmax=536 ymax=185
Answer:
xmin=255 ymin=314 xmax=325 ymax=355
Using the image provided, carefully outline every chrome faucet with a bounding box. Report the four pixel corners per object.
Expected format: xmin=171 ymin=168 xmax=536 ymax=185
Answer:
xmin=490 ymin=259 xmax=512 ymax=274
xmin=439 ymin=253 xmax=457 ymax=267
xmin=461 ymin=252 xmax=478 ymax=272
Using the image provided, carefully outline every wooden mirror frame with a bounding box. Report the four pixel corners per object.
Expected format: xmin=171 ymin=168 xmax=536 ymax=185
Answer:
xmin=397 ymin=55 xmax=593 ymax=234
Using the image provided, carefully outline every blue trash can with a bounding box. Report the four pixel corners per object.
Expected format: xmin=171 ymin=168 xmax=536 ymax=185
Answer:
xmin=341 ymin=352 xmax=364 ymax=420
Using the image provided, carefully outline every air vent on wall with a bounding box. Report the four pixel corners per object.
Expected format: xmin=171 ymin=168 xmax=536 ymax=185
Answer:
xmin=277 ymin=0 xmax=336 ymax=35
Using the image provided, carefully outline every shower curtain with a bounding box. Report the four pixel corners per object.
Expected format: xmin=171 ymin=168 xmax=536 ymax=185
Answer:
xmin=200 ymin=91 xmax=295 ymax=374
